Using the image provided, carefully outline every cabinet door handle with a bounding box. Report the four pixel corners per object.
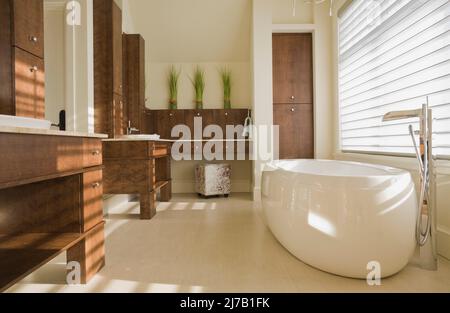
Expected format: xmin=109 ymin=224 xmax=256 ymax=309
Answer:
xmin=91 ymin=150 xmax=101 ymax=156
xmin=92 ymin=182 xmax=101 ymax=189
xmin=29 ymin=66 xmax=38 ymax=73
xmin=291 ymin=108 xmax=295 ymax=112
xmin=197 ymin=113 xmax=201 ymax=116
xmin=29 ymin=35 xmax=38 ymax=43
xmin=291 ymin=96 xmax=295 ymax=100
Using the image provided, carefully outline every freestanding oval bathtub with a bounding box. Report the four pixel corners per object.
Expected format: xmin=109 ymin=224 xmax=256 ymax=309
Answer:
xmin=261 ymin=160 xmax=417 ymax=279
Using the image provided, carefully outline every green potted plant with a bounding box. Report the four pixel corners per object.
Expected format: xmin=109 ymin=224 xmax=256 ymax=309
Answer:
xmin=190 ymin=66 xmax=205 ymax=109
xmin=220 ymin=68 xmax=232 ymax=109
xmin=168 ymin=65 xmax=181 ymax=110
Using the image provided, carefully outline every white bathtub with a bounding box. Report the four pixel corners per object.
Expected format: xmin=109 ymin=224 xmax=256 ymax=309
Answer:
xmin=261 ymin=160 xmax=417 ymax=279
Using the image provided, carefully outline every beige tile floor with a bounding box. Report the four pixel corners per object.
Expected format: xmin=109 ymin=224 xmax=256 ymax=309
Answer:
xmin=7 ymin=193 xmax=450 ymax=293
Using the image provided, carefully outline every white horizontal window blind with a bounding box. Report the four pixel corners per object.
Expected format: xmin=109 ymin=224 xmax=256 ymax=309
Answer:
xmin=338 ymin=0 xmax=450 ymax=157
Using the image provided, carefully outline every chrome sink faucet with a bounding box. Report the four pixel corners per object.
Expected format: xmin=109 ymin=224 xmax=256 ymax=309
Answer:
xmin=127 ymin=120 xmax=139 ymax=135
xmin=382 ymin=98 xmax=437 ymax=271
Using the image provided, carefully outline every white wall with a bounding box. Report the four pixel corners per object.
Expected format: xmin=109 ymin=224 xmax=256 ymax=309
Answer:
xmin=44 ymin=2 xmax=66 ymax=125
xmin=65 ymin=0 xmax=94 ymax=133
xmin=251 ymin=0 xmax=335 ymax=199
xmin=127 ymin=0 xmax=252 ymax=110
xmin=330 ymin=0 xmax=450 ymax=259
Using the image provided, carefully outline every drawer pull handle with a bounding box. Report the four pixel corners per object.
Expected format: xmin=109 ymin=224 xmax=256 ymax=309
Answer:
xmin=291 ymin=108 xmax=295 ymax=112
xmin=92 ymin=182 xmax=101 ymax=189
xmin=29 ymin=66 xmax=38 ymax=73
xmin=29 ymin=36 xmax=38 ymax=43
xmin=291 ymin=96 xmax=295 ymax=100
xmin=92 ymin=150 xmax=101 ymax=156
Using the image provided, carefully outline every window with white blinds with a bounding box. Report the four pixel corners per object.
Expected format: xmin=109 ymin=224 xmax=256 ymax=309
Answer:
xmin=338 ymin=0 xmax=450 ymax=157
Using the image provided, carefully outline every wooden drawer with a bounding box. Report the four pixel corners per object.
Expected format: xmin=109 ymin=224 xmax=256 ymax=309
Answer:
xmin=0 ymin=134 xmax=83 ymax=186
xmin=83 ymin=138 xmax=103 ymax=168
xmin=82 ymin=170 xmax=103 ymax=232
xmin=14 ymin=47 xmax=45 ymax=119
xmin=149 ymin=142 xmax=169 ymax=158
xmin=12 ymin=0 xmax=44 ymax=58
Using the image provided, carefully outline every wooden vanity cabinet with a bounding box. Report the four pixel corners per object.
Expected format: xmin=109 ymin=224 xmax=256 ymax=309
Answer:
xmin=0 ymin=132 xmax=106 ymax=291
xmin=103 ymin=140 xmax=172 ymax=220
xmin=94 ymin=0 xmax=124 ymax=138
xmin=0 ymin=0 xmax=45 ymax=119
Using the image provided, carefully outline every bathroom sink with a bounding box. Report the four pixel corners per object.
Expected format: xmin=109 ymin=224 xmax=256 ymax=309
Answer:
xmin=0 ymin=114 xmax=51 ymax=130
xmin=120 ymin=134 xmax=161 ymax=140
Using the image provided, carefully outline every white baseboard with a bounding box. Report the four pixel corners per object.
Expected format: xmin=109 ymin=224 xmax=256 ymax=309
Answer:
xmin=173 ymin=179 xmax=252 ymax=194
xmin=438 ymin=227 xmax=450 ymax=260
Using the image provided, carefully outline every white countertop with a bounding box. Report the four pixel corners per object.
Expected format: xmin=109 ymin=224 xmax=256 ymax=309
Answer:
xmin=102 ymin=138 xmax=252 ymax=142
xmin=0 ymin=126 xmax=108 ymax=139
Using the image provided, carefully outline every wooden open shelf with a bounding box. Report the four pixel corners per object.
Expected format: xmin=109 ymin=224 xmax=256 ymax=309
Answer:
xmin=154 ymin=180 xmax=170 ymax=191
xmin=0 ymin=222 xmax=104 ymax=292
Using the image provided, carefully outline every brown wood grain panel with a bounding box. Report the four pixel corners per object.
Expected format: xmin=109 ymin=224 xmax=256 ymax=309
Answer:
xmin=0 ymin=134 xmax=84 ymax=185
xmin=82 ymin=170 xmax=103 ymax=232
xmin=0 ymin=175 xmax=81 ymax=234
xmin=103 ymin=140 xmax=149 ymax=159
xmin=123 ymin=34 xmax=146 ymax=132
xmin=273 ymin=33 xmax=313 ymax=104
xmin=185 ymin=109 xmax=215 ymax=139
xmin=103 ymin=159 xmax=153 ymax=194
xmin=94 ymin=0 xmax=123 ymax=138
xmin=273 ymin=104 xmax=314 ymax=159
xmin=13 ymin=47 xmax=45 ymax=119
xmin=12 ymin=0 xmax=44 ymax=58
xmin=67 ymin=223 xmax=105 ymax=284
xmin=154 ymin=110 xmax=185 ymax=139
xmin=112 ymin=2 xmax=122 ymax=96
xmin=83 ymin=138 xmax=103 ymax=168
xmin=113 ymin=94 xmax=125 ymax=136
xmin=0 ymin=230 xmax=94 ymax=292
xmin=0 ymin=1 xmax=13 ymax=116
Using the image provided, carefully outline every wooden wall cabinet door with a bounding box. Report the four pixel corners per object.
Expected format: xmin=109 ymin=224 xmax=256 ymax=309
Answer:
xmin=155 ymin=110 xmax=185 ymax=139
xmin=123 ymin=34 xmax=146 ymax=132
xmin=273 ymin=34 xmax=313 ymax=104
xmin=94 ymin=0 xmax=123 ymax=137
xmin=273 ymin=104 xmax=314 ymax=159
xmin=12 ymin=0 xmax=44 ymax=58
xmin=14 ymin=48 xmax=45 ymax=119
xmin=185 ymin=110 xmax=214 ymax=139
xmin=213 ymin=109 xmax=248 ymax=139
xmin=112 ymin=2 xmax=122 ymax=96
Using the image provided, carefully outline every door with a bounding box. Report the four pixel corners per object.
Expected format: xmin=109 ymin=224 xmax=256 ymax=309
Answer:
xmin=273 ymin=34 xmax=313 ymax=105
xmin=273 ymin=104 xmax=314 ymax=159
xmin=273 ymin=33 xmax=314 ymax=159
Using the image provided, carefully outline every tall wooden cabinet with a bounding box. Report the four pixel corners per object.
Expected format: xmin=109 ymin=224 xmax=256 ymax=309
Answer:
xmin=94 ymin=0 xmax=124 ymax=138
xmin=123 ymin=34 xmax=148 ymax=134
xmin=273 ymin=33 xmax=314 ymax=159
xmin=0 ymin=0 xmax=45 ymax=119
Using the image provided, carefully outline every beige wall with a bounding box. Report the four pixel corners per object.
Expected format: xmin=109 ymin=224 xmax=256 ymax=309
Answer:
xmin=44 ymin=3 xmax=66 ymax=125
xmin=126 ymin=0 xmax=252 ymax=110
xmin=251 ymin=0 xmax=335 ymax=198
